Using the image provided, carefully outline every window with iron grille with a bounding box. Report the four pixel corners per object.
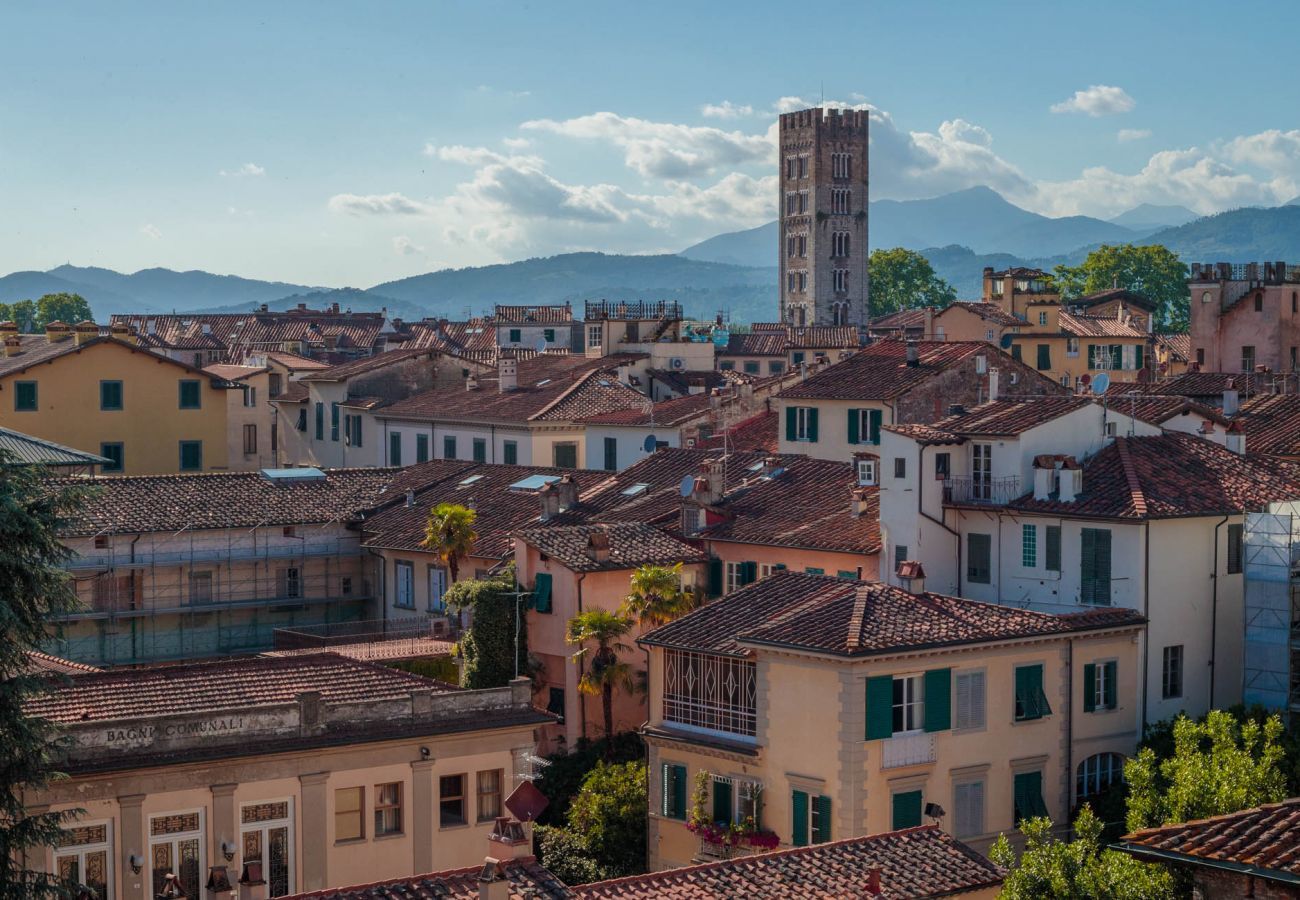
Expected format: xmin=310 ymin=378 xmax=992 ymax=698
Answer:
xmin=662 ymin=649 xmax=756 ymax=737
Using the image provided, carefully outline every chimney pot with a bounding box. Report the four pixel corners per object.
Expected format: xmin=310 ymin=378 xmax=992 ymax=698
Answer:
xmin=405 ymin=489 xmax=416 ymax=508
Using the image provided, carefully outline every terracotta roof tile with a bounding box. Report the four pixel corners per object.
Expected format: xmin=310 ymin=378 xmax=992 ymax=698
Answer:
xmin=0 ymin=335 xmax=231 ymax=381
xmin=1071 ymin=288 xmax=1158 ymax=313
xmin=1234 ymin=394 xmax=1300 ymax=457
xmin=579 ymin=391 xmax=711 ymax=427
xmin=927 ymin=396 xmax=1091 ymax=436
xmin=25 ymin=650 xmax=102 ymax=676
xmin=1151 ymin=371 xmax=1264 ymax=401
xmin=1056 ymin=311 xmax=1148 ymax=338
xmin=299 ymin=347 xmax=434 ymax=382
xmin=780 ymin=341 xmax=990 ymax=401
xmin=640 ymin=571 xmax=1143 ymax=657
xmin=882 ymin=423 xmax=964 ymax=446
xmin=1154 ymin=332 xmax=1191 ymax=362
xmin=493 ymin=304 xmax=574 ymax=324
xmin=263 ymin=350 xmax=331 ymax=370
xmin=1119 ymin=798 xmax=1300 ymax=883
xmin=516 ymin=522 xmax=707 ymax=572
xmin=723 ymin=326 xmax=858 ymax=357
xmin=937 ymin=302 xmax=1025 ymax=327
xmin=703 ymin=410 xmax=779 ymax=453
xmin=285 ymin=857 xmax=568 ymax=900
xmin=1101 ymin=394 xmax=1227 ymax=429
xmin=111 ymin=312 xmax=393 ymax=356
xmin=203 ymin=363 xmax=266 ymax=381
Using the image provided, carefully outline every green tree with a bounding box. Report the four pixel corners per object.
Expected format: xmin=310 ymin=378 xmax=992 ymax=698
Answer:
xmin=421 ymin=502 xmax=477 ymax=584
xmin=867 ymin=247 xmax=957 ymax=316
xmin=443 ymin=569 xmax=528 ymax=689
xmin=1052 ymin=244 xmax=1190 ymax=331
xmin=533 ymin=733 xmax=646 ymax=828
xmin=0 ymin=300 xmax=37 ymax=331
xmin=34 ymin=294 xmax=93 ymax=328
xmin=990 ymin=806 xmax=1173 ymax=899
xmin=620 ymin=563 xmax=692 ymax=627
xmin=534 ymin=824 xmax=607 ymax=886
xmin=0 ymin=455 xmax=91 ymax=897
xmin=566 ymin=609 xmax=636 ymax=743
xmin=535 ymin=760 xmax=648 ymax=883
xmin=1125 ymin=709 xmax=1287 ymax=833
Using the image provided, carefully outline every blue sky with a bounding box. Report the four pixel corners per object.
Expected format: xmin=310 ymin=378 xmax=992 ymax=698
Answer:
xmin=3 ymin=0 xmax=1299 ymax=286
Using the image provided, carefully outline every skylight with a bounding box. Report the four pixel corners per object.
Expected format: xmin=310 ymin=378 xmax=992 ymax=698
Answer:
xmin=509 ymin=474 xmax=560 ymax=492
xmin=535 ymin=379 xmax=552 ymax=387
xmin=457 ymin=474 xmax=485 ymax=487
xmin=261 ymin=467 xmax=326 ymax=483
xmin=621 ymin=483 xmax=649 ymax=497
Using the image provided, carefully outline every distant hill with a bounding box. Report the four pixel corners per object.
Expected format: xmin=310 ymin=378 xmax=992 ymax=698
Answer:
xmin=1108 ymin=203 xmax=1199 ymax=232
xmin=0 ymin=270 xmax=140 ymax=318
xmin=49 ymin=265 xmax=323 ymax=314
xmin=194 ymin=287 xmax=416 ymax=318
xmin=679 ymin=222 xmax=776 ymax=268
xmin=1144 ymin=206 xmax=1300 ymax=261
xmin=1288 ymin=197 xmax=1300 ymax=207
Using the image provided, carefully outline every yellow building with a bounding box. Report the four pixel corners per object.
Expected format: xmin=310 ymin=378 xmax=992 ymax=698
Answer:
xmin=639 ymin=571 xmax=1143 ymax=869
xmin=1006 ymin=301 xmax=1154 ymax=391
xmin=0 ymin=321 xmax=233 ymax=474
xmin=23 ymin=654 xmax=547 ymax=899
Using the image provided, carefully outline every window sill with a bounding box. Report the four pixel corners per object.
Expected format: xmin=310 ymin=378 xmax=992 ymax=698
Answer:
xmin=334 ymin=837 xmax=367 ymax=846
xmin=1012 ymin=716 xmax=1050 ymax=726
xmin=439 ymin=822 xmax=471 ymax=831
xmin=373 ymin=831 xmax=405 ymax=842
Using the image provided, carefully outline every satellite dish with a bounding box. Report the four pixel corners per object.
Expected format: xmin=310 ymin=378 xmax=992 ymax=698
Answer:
xmin=1092 ymin=372 xmax=1110 ymax=395
xmin=534 ymin=336 xmax=548 ymax=353
xmin=1079 ymin=373 xmax=1092 ymax=386
xmin=679 ymin=475 xmax=695 ymax=498
xmin=999 ymin=334 xmax=1014 ymax=349
xmin=643 ymin=434 xmax=658 ymax=453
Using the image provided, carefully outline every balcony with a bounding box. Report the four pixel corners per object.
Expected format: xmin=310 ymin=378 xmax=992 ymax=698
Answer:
xmin=881 ymin=732 xmax=937 ymax=768
xmin=943 ymin=475 xmax=1021 ymax=506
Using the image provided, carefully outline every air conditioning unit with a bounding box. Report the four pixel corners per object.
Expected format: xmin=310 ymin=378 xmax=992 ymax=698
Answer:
xmin=671 ymin=358 xmax=685 ymax=369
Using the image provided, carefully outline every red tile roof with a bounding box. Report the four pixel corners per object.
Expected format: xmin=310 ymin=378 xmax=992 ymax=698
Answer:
xmin=723 ymin=326 xmax=858 ymax=357
xmin=1102 ymin=394 xmax=1228 ymax=429
xmin=1151 ymin=371 xmax=1263 ymax=401
xmin=516 ymin=522 xmax=707 ymax=572
xmin=640 ymin=571 xmax=1143 ymax=658
xmin=936 ymin=301 xmax=1024 ymax=327
xmin=0 ymin=335 xmax=235 ymax=381
xmin=1071 ymin=288 xmax=1158 ymax=313
xmin=111 ymin=312 xmax=394 ymax=356
xmin=1118 ymin=798 xmax=1300 ymax=885
xmin=882 ymin=423 xmax=964 ymax=446
xmin=263 ymin=350 xmax=331 ymax=371
xmin=1234 ymin=394 xmax=1300 ymax=457
xmin=493 ymin=304 xmax=574 ymax=324
xmin=24 ymin=653 xmax=455 ymax=724
xmin=1154 ymin=332 xmax=1191 ymax=363
xmin=705 ymin=410 xmax=779 ymax=453
xmin=284 ymin=857 xmax=568 ymax=900
xmin=1055 ymin=311 xmax=1148 ymax=338
xmin=572 ymin=826 xmax=1005 ymax=899
xmin=299 ymin=347 xmax=435 ymax=382
xmin=579 ymin=391 xmax=710 ymax=427
xmin=926 ymin=396 xmax=1091 ymax=436
xmin=780 ymin=341 xmax=990 ymax=401
xmin=203 ymin=363 xmax=266 ymax=381
xmin=1012 ymin=432 xmax=1300 ymax=519
xmin=26 ymin=650 xmax=102 ymax=676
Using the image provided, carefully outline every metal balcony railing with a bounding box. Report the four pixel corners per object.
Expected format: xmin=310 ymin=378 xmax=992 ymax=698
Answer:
xmin=272 ymin=616 xmax=456 ymax=651
xmin=881 ymin=732 xmax=937 ymax=769
xmin=943 ymin=475 xmax=1022 ymax=505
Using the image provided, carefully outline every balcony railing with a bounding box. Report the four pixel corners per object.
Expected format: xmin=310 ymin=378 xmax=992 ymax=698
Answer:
xmin=881 ymin=732 xmax=937 ymax=769
xmin=943 ymin=475 xmax=1021 ymax=506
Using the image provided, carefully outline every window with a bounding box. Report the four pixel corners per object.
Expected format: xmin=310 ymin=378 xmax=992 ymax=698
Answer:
xmin=407 ymin=432 xmax=424 ymax=463
xmin=1022 ymin=524 xmax=1037 ymax=568
xmin=345 ymin=414 xmax=363 ymax=448
xmin=769 ymin=361 xmax=784 ymax=374
xmin=395 ymin=561 xmax=414 ymax=609
xmin=1242 ymin=345 xmax=1256 ymax=373
xmin=439 ymin=435 xmax=453 ymax=460
xmin=891 ymin=674 xmax=924 ymax=734
xmin=743 ymin=360 xmax=760 ymax=374
xmin=847 ymin=407 xmax=882 ymax=445
xmin=1066 ymin=337 xmax=1080 ymax=357
xmin=178 ymin=380 xmax=201 ymax=409
xmin=374 ymin=783 xmax=402 ymax=836
xmin=661 ymin=763 xmax=688 ymax=820
xmin=966 ymin=533 xmax=991 ymax=584
xmin=955 ymin=670 xmax=986 ymax=730
xmin=553 ymin=442 xmax=577 ymax=468
xmin=148 ymin=811 xmax=205 ymax=900
xmin=295 ymin=408 xmax=307 ymax=432
xmin=1037 ymin=311 xmax=1048 ymax=326
xmin=1196 ymin=348 xmax=1205 ymax=366
xmin=935 ymin=452 xmax=950 ymax=479
xmin=587 ymin=324 xmax=603 ymax=350
xmin=269 ymin=373 xmax=283 ymax=397
xmin=544 ymin=328 xmax=555 ymax=342
xmin=831 ymin=231 xmax=851 ymax=258
xmin=1162 ymin=645 xmax=1184 ymax=699
xmin=100 ymin=380 xmax=123 ymax=411
xmin=603 ymin=436 xmax=618 ymax=471
xmin=662 ymin=648 xmax=757 ymax=737
xmin=720 ymin=360 xmax=736 ymax=371
xmin=243 ymin=424 xmax=258 ymax=455
xmin=893 ymin=544 xmax=908 ymax=573
xmin=791 ymin=790 xmax=832 ymax=846
xmin=439 ymin=774 xmax=467 ymax=827
xmin=532 ymin=572 xmax=552 ymax=613
xmin=503 ymin=440 xmax=518 ymax=465
xmin=894 ymin=457 xmax=906 ymax=479
xmin=1080 ymin=528 xmax=1112 ymax=605
xmin=15 ymin=380 xmax=37 ymax=411
xmin=725 ymin=560 xmax=758 ymax=594
xmin=509 ymin=328 xmax=521 ymax=343
xmin=1013 ymin=771 xmax=1048 ymax=824
xmin=315 ymin=402 xmax=324 ymax=440
xmin=953 ymin=781 xmax=985 ymax=839
xmin=389 ymin=432 xmax=402 ymax=466
xmin=243 ymin=386 xmax=257 ymax=408
xmin=428 ymin=566 xmax=448 ymax=613
xmin=55 ymin=821 xmax=113 ymax=900
xmin=1014 ymin=664 xmax=1051 ymax=721
xmin=798 ymin=155 xmax=808 ymax=178
xmin=178 ymin=440 xmax=202 ymax=472
xmin=1045 ymin=525 xmax=1061 ymax=572
xmin=473 ymin=437 xmax=487 ymax=463
xmin=891 ymin=790 xmax=922 ymax=830
xmin=785 ymin=192 xmax=797 ymax=216
xmin=833 ymin=269 xmax=849 ymax=292
xmin=240 ymin=801 xmax=293 ymax=896
xmin=100 ymin=443 xmax=124 ymax=473
xmin=857 ymin=458 xmax=877 ymax=486
xmin=831 ymin=188 xmax=851 ymax=214
xmin=1084 ymin=660 xmax=1118 ymax=712
xmin=277 ymin=567 xmax=301 ymax=599
xmin=477 ymin=769 xmax=503 ymax=822
xmin=798 ymin=191 xmax=808 ymax=213
xmin=785 ymin=156 xmax=796 ymax=179
xmin=1255 ymin=293 xmax=1264 ymax=312
xmin=971 ymin=443 xmax=992 ymax=500
xmin=1077 ymin=753 xmax=1125 ymax=801
xmin=547 ymin=687 xmax=566 ymax=722
xmin=832 ymin=151 xmax=852 ymax=179
xmin=1036 ymin=344 xmax=1051 ymax=370
xmin=334 ymin=787 xmax=364 ymax=841
xmin=189 ymin=571 xmax=213 ymax=604
xmin=330 ymin=403 xmax=340 ymax=441
xmin=1227 ymin=523 xmax=1244 ymax=574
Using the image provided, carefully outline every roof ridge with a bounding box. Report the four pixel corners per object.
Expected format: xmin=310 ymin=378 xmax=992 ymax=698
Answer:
xmin=1114 ymin=437 xmax=1149 ymax=517
xmin=845 ymin=582 xmax=871 ymax=650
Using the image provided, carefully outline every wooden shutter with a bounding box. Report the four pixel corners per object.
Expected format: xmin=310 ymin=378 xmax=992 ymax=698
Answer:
xmin=741 ymin=561 xmax=758 ymax=585
xmin=955 ymin=781 xmax=984 ymax=838
xmin=1014 ymin=771 xmax=1046 ymax=822
xmin=1045 ymin=526 xmax=1061 ymax=572
xmin=1087 ymin=344 xmax=1096 ymax=369
xmin=791 ymin=790 xmax=809 ymax=847
xmin=1083 ymin=663 xmax=1097 ymax=713
xmin=1015 ymin=665 xmax=1050 ymax=720
xmin=891 ymin=790 xmax=922 ymax=830
xmin=813 ymin=795 xmax=832 ymax=843
xmin=923 ymin=668 xmax=951 ymax=732
xmin=1227 ymin=524 xmax=1244 ymax=574
xmin=707 ymin=558 xmax=724 ymax=597
xmin=869 ymin=409 xmax=882 ymax=444
xmin=806 ymin=407 xmax=819 ymax=442
xmin=847 ymin=410 xmax=860 ymax=445
xmin=785 ymin=407 xmax=797 ymax=442
xmin=711 ymin=780 xmax=732 ymax=825
xmin=955 ymin=671 xmax=985 ymax=730
xmin=532 ymin=573 xmax=553 ymax=614
xmin=865 ymin=675 xmax=894 ymax=740
xmin=1036 ymin=344 xmax=1051 ymax=370
xmin=1104 ymin=660 xmax=1118 ymax=710
xmin=1135 ymin=344 xmax=1144 ymax=370
xmin=662 ymin=764 xmax=687 ymax=819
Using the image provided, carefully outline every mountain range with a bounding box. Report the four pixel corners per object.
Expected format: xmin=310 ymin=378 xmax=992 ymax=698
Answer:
xmin=4 ymin=188 xmax=1300 ymax=323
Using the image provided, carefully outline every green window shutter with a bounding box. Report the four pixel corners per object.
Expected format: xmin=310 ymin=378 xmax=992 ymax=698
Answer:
xmin=924 ymin=667 xmax=951 ymax=732
xmin=661 ymin=764 xmax=672 ymax=816
xmin=15 ymin=381 xmax=37 ymax=411
xmin=1227 ymin=523 xmax=1244 ymax=574
xmin=1045 ymin=526 xmax=1061 ymax=572
xmin=741 ymin=561 xmax=758 ymax=585
xmin=503 ymin=441 xmax=518 ymax=465
xmin=712 ymin=780 xmax=733 ymax=826
xmin=315 ymin=402 xmax=325 ymax=440
xmin=1083 ymin=663 xmax=1097 ymax=713
xmin=533 ymin=573 xmax=553 ymax=614
xmin=662 ymin=764 xmax=687 ymax=819
xmin=1014 ymin=664 xmax=1051 ymax=720
xmin=1087 ymin=344 xmax=1096 ymax=369
xmin=791 ymin=790 xmax=809 ymax=847
xmin=891 ymin=790 xmax=922 ymax=830
xmin=847 ymin=409 xmax=860 ymax=445
xmin=1014 ymin=771 xmax=1047 ymax=823
xmin=707 ymin=557 xmax=724 ymax=597
xmin=1036 ymin=344 xmax=1051 ymax=370
xmin=1135 ymin=344 xmax=1144 ymax=370
xmin=1104 ymin=660 xmax=1118 ymax=710
xmin=1081 ymin=528 xmax=1112 ymax=605
xmin=813 ymin=795 xmax=832 ymax=843
xmin=869 ymin=409 xmax=882 ymax=444
xmin=389 ymin=432 xmax=402 ymax=466
xmin=179 ymin=380 xmax=201 ymax=409
xmin=785 ymin=407 xmax=797 ymax=442
xmin=865 ymin=675 xmax=894 ymax=740
xmin=1011 ymin=344 xmax=1022 ymax=362
xmin=807 ymin=407 xmax=819 ymax=442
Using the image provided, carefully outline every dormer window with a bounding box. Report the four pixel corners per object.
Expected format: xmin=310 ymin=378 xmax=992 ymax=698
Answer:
xmin=857 ymin=458 xmax=877 ymax=486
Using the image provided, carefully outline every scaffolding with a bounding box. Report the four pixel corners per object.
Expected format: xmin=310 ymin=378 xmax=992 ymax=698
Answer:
xmin=1243 ymin=502 xmax=1300 ymax=715
xmin=49 ymin=523 xmax=375 ymax=668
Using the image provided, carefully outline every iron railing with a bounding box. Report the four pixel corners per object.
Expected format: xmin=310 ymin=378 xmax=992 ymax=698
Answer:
xmin=943 ymin=476 xmax=1022 ymax=505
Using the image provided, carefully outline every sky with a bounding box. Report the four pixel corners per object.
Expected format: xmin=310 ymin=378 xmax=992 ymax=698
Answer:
xmin=3 ymin=0 xmax=1300 ymax=287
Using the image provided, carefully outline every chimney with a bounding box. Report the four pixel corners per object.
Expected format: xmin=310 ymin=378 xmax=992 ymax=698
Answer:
xmin=72 ymin=320 xmax=99 ymax=346
xmin=1032 ymin=458 xmax=1056 ymax=500
xmin=405 ymin=489 xmax=416 ymax=508
xmin=44 ymin=320 xmax=70 ymax=343
xmin=487 ymin=817 xmax=531 ymax=860
xmin=556 ymin=474 xmax=578 ymax=510
xmin=3 ymin=334 xmax=21 ymax=358
xmin=850 ymin=487 xmax=871 ymax=518
xmin=905 ymin=340 xmax=919 ymax=367
xmin=466 ymin=372 xmax=480 ymax=391
xmin=1226 ymin=421 xmax=1247 ymax=455
xmin=1222 ymin=383 xmax=1240 ymax=416
xmin=1057 ymin=459 xmax=1082 ymax=502
xmin=988 ymin=367 xmax=1000 ymax=403
xmin=538 ymin=483 xmax=561 ymax=521
xmin=109 ymin=322 xmax=137 ymax=345
xmin=586 ymin=531 xmax=611 ymax=565
xmin=477 ymin=858 xmax=509 ymax=900
xmin=866 ymin=866 xmax=882 ymax=895
xmin=982 ymin=266 xmax=995 ymax=301
xmin=259 ymin=303 xmax=269 ymax=313
xmin=923 ymin=306 xmax=935 ymax=339
xmin=498 ymin=352 xmax=518 ymax=392
xmin=896 ymin=561 xmax=925 ymax=594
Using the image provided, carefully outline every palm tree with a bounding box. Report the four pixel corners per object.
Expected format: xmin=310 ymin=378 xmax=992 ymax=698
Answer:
xmin=566 ymin=609 xmax=636 ymax=744
xmin=421 ymin=502 xmax=477 ymax=584
xmin=621 ymin=562 xmax=693 ymax=627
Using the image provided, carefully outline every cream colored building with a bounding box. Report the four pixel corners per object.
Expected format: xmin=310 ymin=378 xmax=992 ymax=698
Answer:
xmin=23 ymin=654 xmax=548 ymax=899
xmin=639 ymin=571 xmax=1144 ymax=870
xmin=205 ymin=363 xmax=275 ymax=471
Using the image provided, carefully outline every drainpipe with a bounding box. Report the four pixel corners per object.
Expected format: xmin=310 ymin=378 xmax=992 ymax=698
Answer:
xmin=576 ymin=571 xmax=588 ymax=743
xmin=916 ymin=444 xmax=961 ymax=593
xmin=1066 ymin=637 xmax=1074 ymax=823
xmin=129 ymin=533 xmax=142 ymax=664
xmin=1141 ymin=521 xmax=1151 ymax=732
xmin=1209 ymin=514 xmax=1229 ymax=711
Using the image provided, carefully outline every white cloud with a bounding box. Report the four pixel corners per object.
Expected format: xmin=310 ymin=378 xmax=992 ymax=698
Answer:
xmin=392 ymin=235 xmax=424 ymax=256
xmin=1050 ymin=85 xmax=1136 ymax=117
xmin=327 ymin=192 xmax=432 ymax=216
xmin=140 ymin=224 xmax=162 ymax=240
xmin=701 ymin=101 xmax=755 ymax=119
xmin=1221 ymin=129 xmax=1300 ymax=178
xmin=219 ymin=162 xmax=266 ymax=177
xmin=1117 ymin=129 xmax=1152 ymax=142
xmin=501 ymin=136 xmax=532 ymax=150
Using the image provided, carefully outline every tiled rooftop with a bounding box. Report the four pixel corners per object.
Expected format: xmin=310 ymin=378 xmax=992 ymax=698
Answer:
xmin=494 ymin=303 xmax=574 ymax=324
xmin=779 ymin=341 xmax=990 ymax=401
xmin=722 ymin=325 xmax=858 ymax=357
xmin=25 ymin=653 xmax=455 ymax=724
xmin=1011 ymin=432 xmax=1300 ymax=519
xmin=263 ymin=350 xmax=331 ymax=370
xmin=881 ymin=423 xmax=964 ymax=446
xmin=926 ymin=396 xmax=1090 ymax=436
xmin=1150 ymin=371 xmax=1262 ymax=401
xmin=0 ymin=426 xmax=110 ymax=467
xmin=1070 ymin=287 xmax=1157 ymax=313
xmin=937 ymin=301 xmax=1025 ymax=327
xmin=580 ymin=391 xmax=712 ymax=428
xmin=1119 ymin=798 xmax=1300 ymax=883
xmin=640 ymin=571 xmax=1143 ymax=658
xmin=26 ymin=650 xmax=102 ymax=676
xmin=516 ymin=522 xmax=707 ymax=572
xmin=1233 ymin=394 xmax=1300 ymax=457
xmin=299 ymin=347 xmax=436 ymax=382
xmin=1055 ymin=311 xmax=1148 ymax=338
xmin=1102 ymin=394 xmax=1227 ymax=429
xmin=111 ymin=312 xmax=392 ymax=356
xmin=0 ymin=335 xmax=229 ymax=380
xmin=1153 ymin=332 xmax=1191 ymax=363
xmin=285 ymin=857 xmax=568 ymax=900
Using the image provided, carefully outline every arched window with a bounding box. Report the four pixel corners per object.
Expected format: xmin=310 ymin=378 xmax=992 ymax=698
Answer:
xmin=1076 ymin=752 xmax=1125 ymax=801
